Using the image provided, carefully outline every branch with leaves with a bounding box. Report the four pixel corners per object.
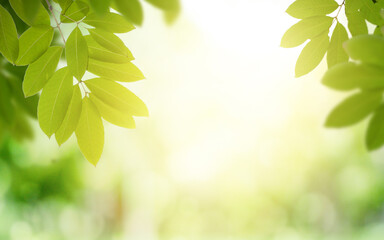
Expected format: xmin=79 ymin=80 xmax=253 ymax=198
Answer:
xmin=0 ymin=0 xmax=180 ymax=165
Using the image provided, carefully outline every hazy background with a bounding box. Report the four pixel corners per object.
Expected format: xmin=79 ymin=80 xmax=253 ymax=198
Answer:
xmin=2 ymin=0 xmax=384 ymax=239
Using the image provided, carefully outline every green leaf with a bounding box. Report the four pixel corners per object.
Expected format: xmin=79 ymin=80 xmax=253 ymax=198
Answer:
xmin=344 ymin=35 xmax=384 ymax=67
xmin=84 ymin=12 xmax=135 ymax=33
xmin=322 ymin=62 xmax=384 ymax=91
xmin=295 ymin=33 xmax=329 ymax=77
xmin=85 ymin=35 xmax=133 ymax=63
xmin=85 ymin=78 xmax=148 ymax=116
xmin=145 ymin=0 xmax=180 ymax=11
xmin=88 ymin=28 xmax=130 ymax=57
xmin=374 ymin=26 xmax=382 ymax=36
xmin=286 ymin=0 xmax=339 ymax=19
xmin=38 ymin=67 xmax=73 ymax=137
xmin=90 ymin=94 xmax=135 ymax=128
xmin=0 ymin=5 xmax=19 ymax=63
xmin=66 ymin=27 xmax=88 ymax=80
xmin=16 ymin=25 xmax=54 ymax=66
xmin=325 ymin=91 xmax=382 ymax=128
xmin=366 ymin=104 xmax=384 ymax=150
xmin=75 ymin=97 xmax=104 ymax=166
xmin=88 ymin=59 xmax=144 ymax=82
xmin=9 ymin=0 xmax=50 ymax=26
xmin=327 ymin=23 xmax=349 ymax=68
xmin=23 ymin=46 xmax=63 ymax=97
xmin=346 ymin=11 xmax=368 ymax=36
xmin=113 ymin=0 xmax=143 ymax=26
xmin=54 ymin=0 xmax=73 ymax=13
xmin=281 ymin=16 xmax=333 ymax=48
xmin=0 ymin=78 xmax=14 ymax=124
xmin=60 ymin=0 xmax=89 ymax=23
xmin=55 ymin=85 xmax=82 ymax=146
xmin=360 ymin=0 xmax=384 ymax=25
xmin=345 ymin=0 xmax=364 ymax=13
xmin=89 ymin=0 xmax=111 ymax=15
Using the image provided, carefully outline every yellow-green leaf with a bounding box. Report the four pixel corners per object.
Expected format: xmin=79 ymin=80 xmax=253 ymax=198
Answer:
xmin=9 ymin=0 xmax=50 ymax=26
xmin=55 ymin=85 xmax=82 ymax=146
xmin=75 ymin=97 xmax=104 ymax=166
xmin=88 ymin=28 xmax=130 ymax=56
xmin=23 ymin=46 xmax=63 ymax=97
xmin=346 ymin=11 xmax=368 ymax=36
xmin=325 ymin=91 xmax=382 ymax=128
xmin=113 ymin=0 xmax=143 ymax=26
xmin=60 ymin=0 xmax=89 ymax=23
xmin=38 ymin=67 xmax=73 ymax=137
xmin=16 ymin=25 xmax=54 ymax=66
xmin=286 ymin=0 xmax=339 ymax=19
xmin=85 ymin=35 xmax=133 ymax=63
xmin=360 ymin=0 xmax=384 ymax=25
xmin=90 ymin=93 xmax=135 ymax=128
xmin=89 ymin=0 xmax=111 ymax=15
xmin=366 ymin=104 xmax=384 ymax=151
xmin=66 ymin=27 xmax=88 ymax=80
xmin=54 ymin=0 xmax=73 ymax=13
xmin=85 ymin=78 xmax=148 ymax=116
xmin=345 ymin=0 xmax=364 ymax=13
xmin=322 ymin=62 xmax=384 ymax=91
xmin=281 ymin=16 xmax=333 ymax=48
xmin=327 ymin=23 xmax=349 ymax=68
xmin=0 ymin=5 xmax=19 ymax=63
xmin=88 ymin=59 xmax=144 ymax=82
xmin=84 ymin=12 xmax=135 ymax=33
xmin=344 ymin=35 xmax=384 ymax=67
xmin=295 ymin=33 xmax=329 ymax=77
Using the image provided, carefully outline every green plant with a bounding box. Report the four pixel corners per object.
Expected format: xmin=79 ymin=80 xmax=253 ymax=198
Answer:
xmin=282 ymin=0 xmax=384 ymax=151
xmin=0 ymin=0 xmax=180 ymax=165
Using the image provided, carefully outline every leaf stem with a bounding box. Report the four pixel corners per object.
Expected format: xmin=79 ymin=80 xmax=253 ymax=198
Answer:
xmin=45 ymin=0 xmax=66 ymax=44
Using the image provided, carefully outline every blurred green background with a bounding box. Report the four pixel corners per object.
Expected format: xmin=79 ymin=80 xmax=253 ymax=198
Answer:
xmin=2 ymin=0 xmax=384 ymax=239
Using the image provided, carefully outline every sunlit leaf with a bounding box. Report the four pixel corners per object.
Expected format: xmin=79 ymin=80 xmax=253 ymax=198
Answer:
xmin=145 ymin=0 xmax=180 ymax=11
xmin=84 ymin=12 xmax=135 ymax=33
xmin=88 ymin=28 xmax=130 ymax=57
xmin=75 ymin=97 xmax=104 ymax=166
xmin=9 ymin=0 xmax=50 ymax=26
xmin=54 ymin=0 xmax=73 ymax=13
xmin=16 ymin=25 xmax=54 ymax=66
xmin=85 ymin=35 xmax=133 ymax=63
xmin=281 ymin=16 xmax=333 ymax=48
xmin=88 ymin=59 xmax=144 ymax=82
xmin=345 ymin=0 xmax=364 ymax=13
xmin=295 ymin=33 xmax=329 ymax=77
xmin=90 ymin=94 xmax=135 ymax=128
xmin=322 ymin=62 xmax=384 ymax=91
xmin=89 ymin=0 xmax=111 ymax=15
xmin=344 ymin=35 xmax=384 ymax=67
xmin=327 ymin=23 xmax=349 ymax=68
xmin=366 ymin=105 xmax=384 ymax=151
xmin=0 ymin=5 xmax=19 ymax=63
xmin=346 ymin=11 xmax=368 ymax=36
xmin=23 ymin=46 xmax=63 ymax=97
xmin=85 ymin=78 xmax=148 ymax=116
xmin=60 ymin=0 xmax=89 ymax=23
xmin=325 ymin=91 xmax=382 ymax=128
xmin=113 ymin=0 xmax=143 ymax=26
xmin=38 ymin=67 xmax=73 ymax=137
xmin=286 ymin=0 xmax=339 ymax=19
xmin=66 ymin=27 xmax=88 ymax=80
xmin=55 ymin=85 xmax=82 ymax=146
xmin=360 ymin=0 xmax=384 ymax=25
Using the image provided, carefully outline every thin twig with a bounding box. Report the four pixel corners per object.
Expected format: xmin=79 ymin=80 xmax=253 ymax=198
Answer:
xmin=45 ymin=0 xmax=66 ymax=44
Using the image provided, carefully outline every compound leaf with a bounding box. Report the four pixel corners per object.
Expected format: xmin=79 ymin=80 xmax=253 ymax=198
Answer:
xmin=344 ymin=35 xmax=384 ymax=67
xmin=88 ymin=59 xmax=144 ymax=82
xmin=55 ymin=85 xmax=82 ymax=146
xmin=23 ymin=46 xmax=63 ymax=97
xmin=281 ymin=16 xmax=333 ymax=48
xmin=38 ymin=67 xmax=73 ymax=137
xmin=286 ymin=0 xmax=339 ymax=19
xmin=85 ymin=35 xmax=133 ymax=63
xmin=295 ymin=33 xmax=329 ymax=77
xmin=16 ymin=25 xmax=54 ymax=66
xmin=327 ymin=23 xmax=349 ymax=68
xmin=84 ymin=12 xmax=135 ymax=33
xmin=0 ymin=5 xmax=19 ymax=63
xmin=322 ymin=62 xmax=384 ymax=90
xmin=90 ymin=94 xmax=136 ymax=128
xmin=85 ymin=78 xmax=148 ymax=116
xmin=75 ymin=97 xmax=104 ymax=166
xmin=66 ymin=27 xmax=88 ymax=80
xmin=325 ymin=91 xmax=382 ymax=128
